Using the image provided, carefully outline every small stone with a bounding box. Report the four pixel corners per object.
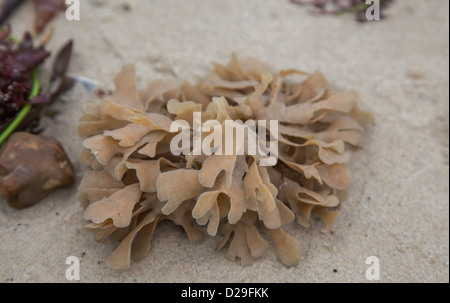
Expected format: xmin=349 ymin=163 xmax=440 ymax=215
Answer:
xmin=0 ymin=132 xmax=75 ymax=209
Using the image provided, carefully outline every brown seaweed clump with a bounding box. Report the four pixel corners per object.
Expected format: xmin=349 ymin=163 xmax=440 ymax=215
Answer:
xmin=77 ymin=55 xmax=370 ymax=270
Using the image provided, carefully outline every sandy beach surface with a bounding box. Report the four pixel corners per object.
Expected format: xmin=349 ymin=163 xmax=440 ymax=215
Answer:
xmin=0 ymin=0 xmax=448 ymax=283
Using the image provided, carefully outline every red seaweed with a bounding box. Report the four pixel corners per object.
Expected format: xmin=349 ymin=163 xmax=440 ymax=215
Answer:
xmin=0 ymin=26 xmax=50 ymax=125
xmin=33 ymin=0 xmax=66 ymax=33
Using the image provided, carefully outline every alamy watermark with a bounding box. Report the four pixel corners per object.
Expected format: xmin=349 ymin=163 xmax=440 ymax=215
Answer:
xmin=65 ymin=256 xmax=80 ymax=281
xmin=64 ymin=1 xmax=382 ymax=22
xmin=365 ymin=0 xmax=381 ymax=21
xmin=170 ymin=113 xmax=279 ymax=167
xmin=65 ymin=0 xmax=80 ymax=21
xmin=365 ymin=256 xmax=380 ymax=281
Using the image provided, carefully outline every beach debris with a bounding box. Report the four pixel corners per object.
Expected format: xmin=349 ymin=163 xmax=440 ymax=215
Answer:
xmin=1 ymin=24 xmax=75 ymax=209
xmin=33 ymin=0 xmax=67 ymax=33
xmin=0 ymin=25 xmax=50 ymax=127
xmin=0 ymin=132 xmax=74 ymax=209
xmin=1 ymin=24 xmax=73 ymax=140
xmin=78 ymin=55 xmax=370 ymax=269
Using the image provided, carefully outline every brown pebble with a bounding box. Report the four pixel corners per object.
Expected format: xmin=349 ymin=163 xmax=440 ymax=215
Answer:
xmin=0 ymin=132 xmax=75 ymax=209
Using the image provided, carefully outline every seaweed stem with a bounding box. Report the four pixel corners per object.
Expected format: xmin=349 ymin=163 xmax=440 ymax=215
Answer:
xmin=0 ymin=71 xmax=40 ymax=145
